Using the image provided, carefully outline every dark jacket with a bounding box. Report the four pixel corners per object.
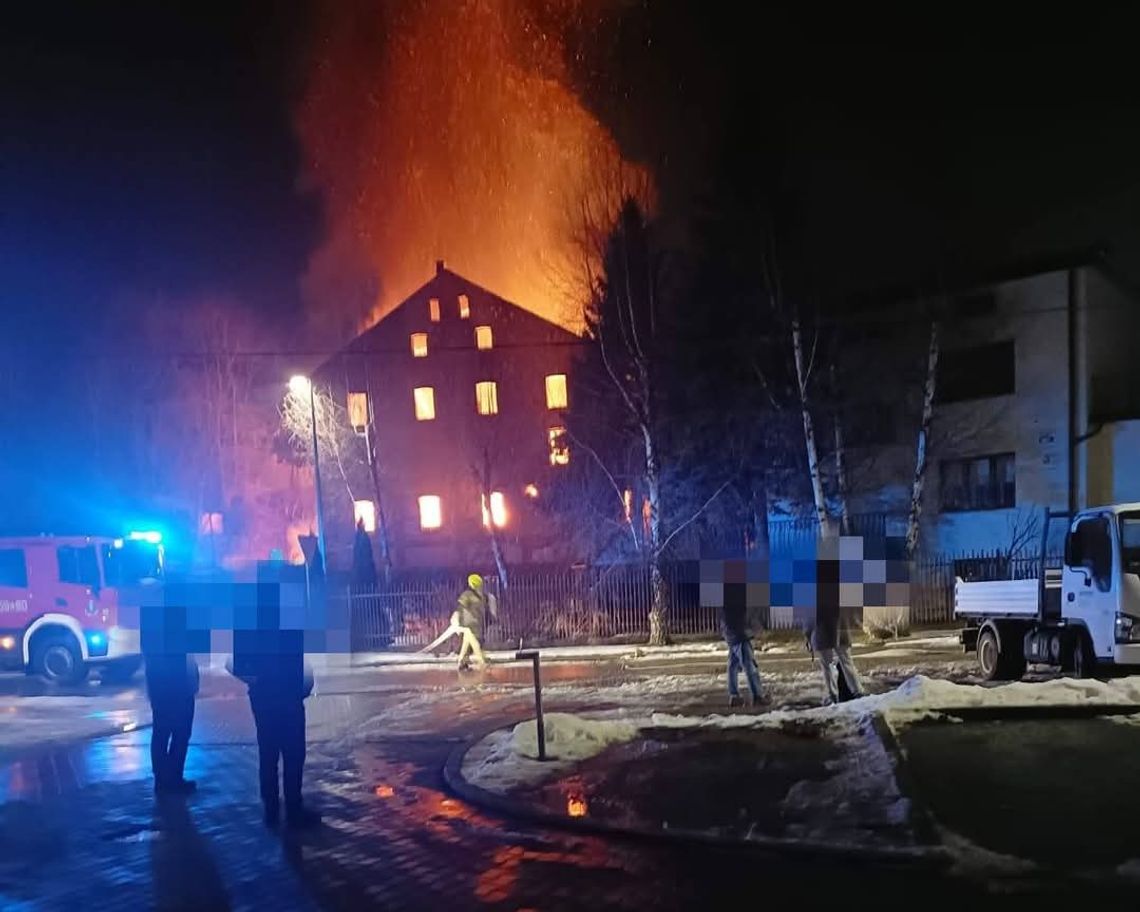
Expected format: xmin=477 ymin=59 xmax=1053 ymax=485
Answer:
xmin=230 ymin=629 xmax=314 ymax=703
xmin=721 ymin=586 xmax=751 ymax=645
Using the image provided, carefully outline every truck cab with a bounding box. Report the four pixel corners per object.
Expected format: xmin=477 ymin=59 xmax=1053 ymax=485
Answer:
xmin=0 ymin=533 xmax=160 ymax=684
xmin=957 ymin=503 xmax=1140 ymax=680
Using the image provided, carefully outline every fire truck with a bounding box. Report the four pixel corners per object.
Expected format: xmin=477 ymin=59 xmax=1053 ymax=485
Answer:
xmin=0 ymin=532 xmax=160 ymax=684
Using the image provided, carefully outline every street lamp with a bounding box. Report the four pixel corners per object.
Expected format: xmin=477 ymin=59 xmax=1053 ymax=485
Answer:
xmin=289 ymin=374 xmax=327 ymax=567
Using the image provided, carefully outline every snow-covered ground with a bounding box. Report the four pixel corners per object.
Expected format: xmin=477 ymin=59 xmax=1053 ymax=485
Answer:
xmin=460 ymin=671 xmax=1140 ymax=861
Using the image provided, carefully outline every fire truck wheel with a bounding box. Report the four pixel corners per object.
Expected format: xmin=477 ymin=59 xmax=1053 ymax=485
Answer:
xmin=30 ymin=633 xmax=87 ymax=685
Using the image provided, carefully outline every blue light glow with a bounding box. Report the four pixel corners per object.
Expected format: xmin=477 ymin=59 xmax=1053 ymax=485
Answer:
xmin=127 ymin=530 xmax=162 ymax=545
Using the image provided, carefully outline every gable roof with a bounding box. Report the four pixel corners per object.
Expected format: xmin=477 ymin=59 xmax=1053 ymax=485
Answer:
xmin=343 ymin=262 xmax=582 ymax=354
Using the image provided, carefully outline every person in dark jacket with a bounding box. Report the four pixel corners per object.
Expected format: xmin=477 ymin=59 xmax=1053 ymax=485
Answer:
xmin=230 ymin=560 xmax=320 ymax=829
xmin=808 ymin=547 xmax=864 ymax=705
xmin=142 ymin=595 xmax=200 ymax=795
xmin=722 ymin=582 xmax=764 ymax=707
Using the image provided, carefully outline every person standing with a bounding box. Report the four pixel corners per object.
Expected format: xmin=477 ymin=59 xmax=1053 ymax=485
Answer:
xmin=455 ymin=573 xmax=496 ymax=671
xmin=722 ymin=581 xmax=764 ymax=707
xmin=142 ymin=592 xmax=199 ymax=795
xmin=231 ymin=559 xmax=320 ymax=829
xmin=809 ymin=543 xmax=864 ymax=705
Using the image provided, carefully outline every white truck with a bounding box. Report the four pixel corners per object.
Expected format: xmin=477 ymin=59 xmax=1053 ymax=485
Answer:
xmin=956 ymin=503 xmax=1140 ymax=680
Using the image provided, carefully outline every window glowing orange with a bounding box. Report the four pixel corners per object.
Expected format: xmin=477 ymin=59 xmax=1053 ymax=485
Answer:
xmin=545 ymin=374 xmax=568 ymax=410
xmin=353 ymin=499 xmax=376 ymax=533
xmin=481 ymin=491 xmax=508 ymax=528
xmin=458 ymin=294 xmax=470 ymax=318
xmin=428 ymin=298 xmax=440 ymax=322
xmin=347 ymin=391 xmax=369 ymax=428
xmin=418 ymin=495 xmax=442 ymax=530
xmin=475 ymin=325 xmax=493 ymax=350
xmin=475 ymin=381 xmax=499 ymax=415
xmin=413 ymin=386 xmax=436 ymax=421
xmin=567 ymin=795 xmax=588 ymax=817
xmin=374 ymin=784 xmax=395 ymax=798
xmin=410 ymin=333 xmax=428 ymax=357
xmin=548 ymin=426 xmax=569 ymax=466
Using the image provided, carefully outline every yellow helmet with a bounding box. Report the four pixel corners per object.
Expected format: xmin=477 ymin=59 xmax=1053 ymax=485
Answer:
xmin=467 ymin=573 xmax=484 ymax=591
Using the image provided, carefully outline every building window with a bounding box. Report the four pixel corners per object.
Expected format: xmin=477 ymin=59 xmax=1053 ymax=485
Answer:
xmin=199 ymin=512 xmax=224 ymax=536
xmin=458 ymin=294 xmax=470 ymax=319
xmin=623 ymin=489 xmax=633 ymax=523
xmin=418 ymin=495 xmax=442 ymax=530
xmin=940 ymin=453 xmax=1015 ymax=512
xmin=475 ymin=325 xmax=493 ymax=350
xmin=936 ymin=340 xmax=1014 ymax=404
xmin=428 ymin=298 xmax=441 ymax=322
xmin=548 ymin=426 xmax=570 ymax=466
xmin=347 ymin=391 xmax=369 ymax=429
xmin=410 ymin=333 xmax=428 ymax=358
xmin=413 ymin=386 xmax=436 ymax=421
xmin=475 ymin=381 xmax=499 ymax=415
xmin=481 ymin=491 xmax=508 ymax=528
xmin=545 ymin=373 xmax=568 ymax=410
xmin=0 ymin=549 xmax=28 ymax=587
xmin=353 ymin=499 xmax=377 ymax=533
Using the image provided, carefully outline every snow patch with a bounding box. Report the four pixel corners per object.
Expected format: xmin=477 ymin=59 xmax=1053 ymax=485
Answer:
xmin=511 ymin=712 xmax=639 ymax=761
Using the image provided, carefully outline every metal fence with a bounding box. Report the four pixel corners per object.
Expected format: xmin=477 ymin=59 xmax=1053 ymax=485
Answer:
xmin=909 ymin=550 xmax=1063 ymax=626
xmin=343 ymin=549 xmax=1065 ymax=651
xmin=343 ymin=564 xmax=716 ymax=652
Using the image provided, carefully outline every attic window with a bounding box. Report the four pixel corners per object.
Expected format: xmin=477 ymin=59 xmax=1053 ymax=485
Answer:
xmin=428 ymin=298 xmax=441 ymax=322
xmin=458 ymin=294 xmax=471 ymax=319
xmin=475 ymin=325 xmax=493 ymax=350
xmin=411 ymin=332 xmax=428 ymax=357
xmin=545 ymin=374 xmax=568 ymax=410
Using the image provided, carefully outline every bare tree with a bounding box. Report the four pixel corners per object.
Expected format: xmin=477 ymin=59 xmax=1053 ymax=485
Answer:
xmin=906 ymin=320 xmax=940 ymax=557
xmin=791 ymin=308 xmax=836 ymax=537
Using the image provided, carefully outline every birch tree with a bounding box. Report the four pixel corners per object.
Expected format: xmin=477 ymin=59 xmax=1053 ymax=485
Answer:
xmin=906 ymin=320 xmax=940 ymax=557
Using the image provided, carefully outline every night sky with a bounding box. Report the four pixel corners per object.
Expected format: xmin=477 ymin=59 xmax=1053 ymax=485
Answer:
xmin=2 ymin=2 xmax=1139 ymax=531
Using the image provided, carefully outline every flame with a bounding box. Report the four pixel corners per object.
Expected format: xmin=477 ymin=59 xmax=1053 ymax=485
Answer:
xmin=296 ymin=0 xmax=651 ymax=334
xmin=567 ymin=794 xmax=588 ymax=817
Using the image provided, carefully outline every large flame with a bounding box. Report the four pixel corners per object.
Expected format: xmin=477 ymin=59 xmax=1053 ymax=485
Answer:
xmin=296 ymin=0 xmax=649 ymax=334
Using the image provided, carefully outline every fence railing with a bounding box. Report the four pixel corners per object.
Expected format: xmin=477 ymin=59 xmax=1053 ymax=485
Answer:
xmin=342 ymin=549 xmax=1064 ymax=651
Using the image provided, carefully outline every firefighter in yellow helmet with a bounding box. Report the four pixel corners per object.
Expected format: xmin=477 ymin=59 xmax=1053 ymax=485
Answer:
xmin=454 ymin=573 xmax=496 ymax=670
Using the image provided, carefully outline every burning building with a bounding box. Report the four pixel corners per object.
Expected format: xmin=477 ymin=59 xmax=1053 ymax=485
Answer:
xmin=314 ymin=261 xmax=580 ymax=572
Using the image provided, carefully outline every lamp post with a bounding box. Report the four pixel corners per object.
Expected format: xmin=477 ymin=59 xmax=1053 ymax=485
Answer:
xmin=290 ymin=375 xmax=327 ymax=567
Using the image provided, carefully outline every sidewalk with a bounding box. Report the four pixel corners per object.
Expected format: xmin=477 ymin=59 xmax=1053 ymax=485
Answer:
xmin=350 ymin=630 xmax=963 ymax=671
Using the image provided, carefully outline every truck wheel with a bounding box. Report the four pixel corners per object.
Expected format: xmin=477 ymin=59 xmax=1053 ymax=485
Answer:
xmin=977 ymin=628 xmax=1002 ymax=681
xmin=1069 ymin=633 xmax=1096 ymax=679
xmin=31 ymin=633 xmax=87 ymax=685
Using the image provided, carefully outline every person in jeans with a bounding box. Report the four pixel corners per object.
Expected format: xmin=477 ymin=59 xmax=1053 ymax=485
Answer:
xmin=722 ymin=581 xmax=764 ymax=707
xmin=809 ymin=543 xmax=864 ymax=705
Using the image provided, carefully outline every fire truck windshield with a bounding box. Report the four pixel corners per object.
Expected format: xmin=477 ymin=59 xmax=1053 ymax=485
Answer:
xmin=101 ymin=540 xmax=163 ymax=587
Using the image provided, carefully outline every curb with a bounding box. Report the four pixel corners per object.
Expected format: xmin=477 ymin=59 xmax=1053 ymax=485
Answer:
xmin=442 ymin=719 xmax=951 ymax=869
